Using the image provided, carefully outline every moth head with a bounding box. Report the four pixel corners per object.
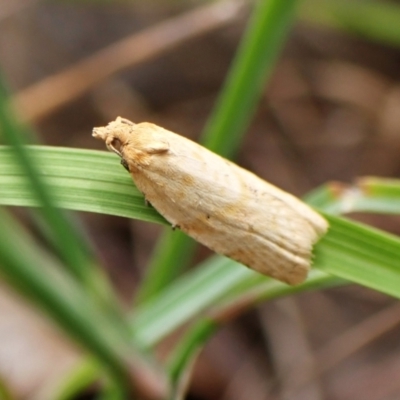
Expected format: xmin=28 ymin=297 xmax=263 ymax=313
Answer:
xmin=93 ymin=118 xmax=171 ymax=172
xmin=92 ymin=116 xmax=135 ymax=157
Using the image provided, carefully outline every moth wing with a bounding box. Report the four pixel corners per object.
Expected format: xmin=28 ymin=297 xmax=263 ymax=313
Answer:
xmin=151 ymin=153 xmax=325 ymax=285
xmin=195 ymin=188 xmax=316 ymax=285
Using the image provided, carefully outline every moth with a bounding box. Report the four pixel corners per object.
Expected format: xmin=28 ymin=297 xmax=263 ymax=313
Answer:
xmin=93 ymin=117 xmax=328 ymax=285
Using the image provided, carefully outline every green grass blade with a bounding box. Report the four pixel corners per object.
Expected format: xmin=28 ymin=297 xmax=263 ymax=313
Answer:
xmin=2 ymin=146 xmax=399 ymax=307
xmin=2 ymin=147 xmax=399 ymax=316
xmin=131 ymin=268 xmax=336 ymax=348
xmin=301 ymin=0 xmax=400 ymax=47
xmin=0 ymin=84 xmax=89 ymax=273
xmin=201 ymin=0 xmax=298 ymax=156
xmin=316 ymin=213 xmax=400 ymax=297
xmin=167 ymin=319 xmax=216 ymax=385
xmin=131 ymin=215 xmax=400 ymax=346
xmin=131 ymin=256 xmax=251 ymax=346
xmin=53 ymin=359 xmax=100 ymax=400
xmin=0 ymin=146 xmax=167 ymax=224
xmin=0 ymin=208 xmax=133 ymax=394
xmin=134 ymin=231 xmax=197 ymax=304
xmin=0 ymin=80 xmax=121 ymax=306
xmin=305 ymin=177 xmax=400 ymax=215
xmin=0 ymin=144 xmax=165 ymax=353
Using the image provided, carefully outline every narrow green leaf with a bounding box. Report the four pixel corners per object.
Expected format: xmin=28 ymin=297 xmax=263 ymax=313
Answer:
xmin=300 ymin=0 xmax=400 ymax=48
xmin=135 ymin=231 xmax=197 ymax=304
xmin=0 ymin=146 xmax=166 ymax=225
xmin=132 ymin=215 xmax=400 ymax=346
xmin=316 ymin=213 xmax=400 ymax=298
xmin=0 ymin=208 xmax=133 ymax=394
xmin=0 ymin=78 xmax=123 ymax=309
xmin=305 ymin=177 xmax=400 ymax=215
xmin=201 ymin=0 xmax=299 ymax=156
xmin=53 ymin=359 xmax=100 ymax=400
xmin=167 ymin=319 xmax=216 ymax=384
xmin=0 ymin=82 xmax=90 ymax=278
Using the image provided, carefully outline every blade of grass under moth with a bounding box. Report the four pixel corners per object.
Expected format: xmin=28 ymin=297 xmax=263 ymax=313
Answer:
xmin=303 ymin=183 xmax=340 ymax=211
xmin=53 ymin=358 xmax=131 ymax=400
xmin=0 ymin=80 xmax=121 ymax=310
xmin=2 ymin=148 xmax=400 ymax=318
xmin=316 ymin=213 xmax=400 ymax=297
xmin=0 ymin=146 xmax=167 ymax=224
xmin=300 ymin=0 xmax=400 ymax=48
xmin=136 ymin=0 xmax=300 ymax=304
xmin=2 ymin=146 xmax=399 ymax=304
xmin=305 ymin=178 xmax=400 ymax=215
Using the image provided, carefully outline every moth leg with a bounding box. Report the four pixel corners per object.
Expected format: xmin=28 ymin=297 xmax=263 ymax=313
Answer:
xmin=105 ymin=135 xmax=123 ymax=157
xmin=143 ymin=197 xmax=154 ymax=209
xmin=120 ymin=158 xmax=130 ymax=171
xmin=171 ymin=224 xmax=180 ymax=231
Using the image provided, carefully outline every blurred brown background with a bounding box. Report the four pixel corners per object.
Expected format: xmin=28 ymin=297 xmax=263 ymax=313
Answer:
xmin=1 ymin=0 xmax=400 ymax=399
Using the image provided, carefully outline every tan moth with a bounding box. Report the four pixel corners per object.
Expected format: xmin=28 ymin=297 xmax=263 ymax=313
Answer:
xmin=93 ymin=117 xmax=328 ymax=285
